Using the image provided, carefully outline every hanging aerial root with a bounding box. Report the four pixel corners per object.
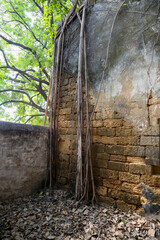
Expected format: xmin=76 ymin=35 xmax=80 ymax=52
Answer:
xmin=76 ymin=0 xmax=126 ymax=204
xmin=48 ymin=0 xmax=79 ymax=189
xmin=76 ymin=0 xmax=88 ymax=200
xmin=48 ymin=0 xmax=126 ymax=201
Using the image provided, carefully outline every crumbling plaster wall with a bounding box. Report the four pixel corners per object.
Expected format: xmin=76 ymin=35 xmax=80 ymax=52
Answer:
xmin=0 ymin=121 xmax=49 ymax=201
xmin=56 ymin=0 xmax=160 ymax=212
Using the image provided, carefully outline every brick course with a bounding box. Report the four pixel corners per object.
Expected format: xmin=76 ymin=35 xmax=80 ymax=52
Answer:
xmin=57 ymin=75 xmax=160 ymax=212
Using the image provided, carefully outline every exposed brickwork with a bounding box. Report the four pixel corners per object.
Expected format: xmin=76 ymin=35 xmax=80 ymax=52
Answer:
xmin=57 ymin=74 xmax=160 ymax=212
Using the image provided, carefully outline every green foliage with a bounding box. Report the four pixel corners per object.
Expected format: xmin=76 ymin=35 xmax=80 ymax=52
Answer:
xmin=0 ymin=0 xmax=73 ymax=125
xmin=41 ymin=0 xmax=73 ymax=57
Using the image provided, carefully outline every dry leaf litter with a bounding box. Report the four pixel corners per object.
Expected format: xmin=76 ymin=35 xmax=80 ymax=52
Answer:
xmin=0 ymin=190 xmax=160 ymax=240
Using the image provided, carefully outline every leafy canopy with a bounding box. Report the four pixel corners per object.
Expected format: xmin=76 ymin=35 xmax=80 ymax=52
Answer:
xmin=0 ymin=0 xmax=72 ymax=125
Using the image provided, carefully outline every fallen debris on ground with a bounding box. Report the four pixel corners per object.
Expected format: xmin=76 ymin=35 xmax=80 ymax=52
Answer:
xmin=0 ymin=190 xmax=160 ymax=239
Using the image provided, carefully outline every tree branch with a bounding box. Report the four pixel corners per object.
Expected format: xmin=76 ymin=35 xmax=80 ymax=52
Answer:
xmin=36 ymin=83 xmax=48 ymax=101
xmin=25 ymin=114 xmax=45 ymax=124
xmin=8 ymin=78 xmax=26 ymax=84
xmin=0 ymin=89 xmax=31 ymax=97
xmin=0 ymin=100 xmax=45 ymax=113
xmin=0 ymin=34 xmax=34 ymax=53
xmin=0 ymin=65 xmax=49 ymax=85
xmin=16 ymin=113 xmax=45 ymax=124
xmin=32 ymin=0 xmax=44 ymax=14
xmin=17 ymin=88 xmax=38 ymax=92
xmin=0 ymin=89 xmax=46 ymax=112
xmin=0 ymin=49 xmax=9 ymax=66
xmin=6 ymin=3 xmax=45 ymax=48
xmin=0 ymin=34 xmax=50 ymax=81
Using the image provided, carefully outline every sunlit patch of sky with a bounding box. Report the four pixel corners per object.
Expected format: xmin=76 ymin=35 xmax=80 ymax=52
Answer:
xmin=1 ymin=106 xmax=17 ymax=121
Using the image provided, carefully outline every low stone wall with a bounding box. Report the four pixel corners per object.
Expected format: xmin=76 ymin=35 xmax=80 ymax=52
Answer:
xmin=0 ymin=121 xmax=49 ymax=201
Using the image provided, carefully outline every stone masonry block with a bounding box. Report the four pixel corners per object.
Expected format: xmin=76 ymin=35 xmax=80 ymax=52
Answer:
xmin=98 ymin=196 xmax=117 ymax=207
xmin=123 ymin=121 xmax=133 ymax=128
xmin=96 ymin=153 xmax=110 ymax=160
xmin=145 ymin=157 xmax=160 ymax=166
xmin=101 ymin=136 xmax=117 ymax=145
xmin=122 ymin=192 xmax=140 ymax=205
xmin=92 ymin=136 xmax=102 ymax=143
xmin=67 ymin=128 xmax=77 ymax=135
xmin=105 ymin=145 xmax=124 ymax=155
xmin=93 ymin=136 xmax=118 ymax=145
xmin=108 ymin=161 xmax=129 ymax=172
xmin=59 ymin=108 xmax=71 ymax=115
xmin=97 ymin=128 xmax=116 ymax=137
xmin=145 ymin=165 xmax=153 ymax=175
xmin=100 ymin=169 xmax=119 ymax=179
xmin=110 ymin=155 xmax=126 ymax=162
xmin=93 ymin=144 xmax=105 ymax=153
xmin=124 ymin=146 xmax=145 ymax=157
xmin=95 ymin=112 xmax=105 ymax=120
xmin=96 ymin=186 xmax=107 ymax=196
xmin=108 ymin=189 xmax=122 ymax=199
xmin=58 ymin=120 xmax=74 ymax=128
xmin=127 ymin=157 xmax=145 ymax=164
xmin=129 ymin=163 xmax=146 ymax=175
xmin=119 ymin=172 xmax=140 ymax=183
xmin=153 ymin=176 xmax=160 ymax=187
xmin=93 ymin=159 xmax=108 ymax=168
xmin=65 ymin=101 xmax=75 ymax=108
xmin=62 ymin=78 xmax=69 ymax=86
xmin=117 ymin=200 xmax=137 ymax=212
xmin=140 ymin=136 xmax=159 ymax=146
xmin=103 ymin=179 xmax=121 ymax=190
xmin=146 ymin=146 xmax=159 ymax=159
xmin=59 ymin=140 xmax=70 ymax=154
xmin=143 ymin=126 xmax=159 ymax=136
xmin=92 ymin=128 xmax=97 ymax=136
xmin=121 ymin=182 xmax=141 ymax=194
xmin=92 ymin=120 xmax=103 ymax=127
xmin=116 ymin=128 xmax=132 ymax=137
xmin=59 ymin=128 xmax=68 ymax=135
xmin=140 ymin=175 xmax=154 ymax=186
xmin=104 ymin=119 xmax=123 ymax=128
xmin=116 ymin=137 xmax=140 ymax=146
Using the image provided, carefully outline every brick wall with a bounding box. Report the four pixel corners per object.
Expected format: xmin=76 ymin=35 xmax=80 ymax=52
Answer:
xmin=56 ymin=75 xmax=160 ymax=212
xmin=0 ymin=121 xmax=49 ymax=201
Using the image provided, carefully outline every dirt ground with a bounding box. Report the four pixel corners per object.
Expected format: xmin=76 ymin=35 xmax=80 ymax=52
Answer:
xmin=0 ymin=190 xmax=160 ymax=240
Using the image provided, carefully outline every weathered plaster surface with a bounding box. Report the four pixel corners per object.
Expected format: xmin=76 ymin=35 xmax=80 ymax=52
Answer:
xmin=0 ymin=121 xmax=49 ymax=201
xmin=63 ymin=0 xmax=160 ymax=131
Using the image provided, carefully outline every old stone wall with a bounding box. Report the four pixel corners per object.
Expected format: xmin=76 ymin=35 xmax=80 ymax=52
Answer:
xmin=56 ymin=0 xmax=160 ymax=212
xmin=0 ymin=121 xmax=49 ymax=201
xmin=57 ymin=74 xmax=160 ymax=212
